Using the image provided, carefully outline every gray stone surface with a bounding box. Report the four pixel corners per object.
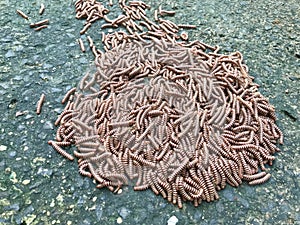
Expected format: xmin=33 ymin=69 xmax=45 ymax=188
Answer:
xmin=0 ymin=0 xmax=299 ymax=224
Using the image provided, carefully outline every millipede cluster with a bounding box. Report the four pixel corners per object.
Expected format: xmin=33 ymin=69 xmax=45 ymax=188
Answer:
xmin=48 ymin=0 xmax=283 ymax=208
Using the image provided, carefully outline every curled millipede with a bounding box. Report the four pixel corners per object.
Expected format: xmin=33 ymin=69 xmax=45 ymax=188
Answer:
xmin=48 ymin=140 xmax=74 ymax=161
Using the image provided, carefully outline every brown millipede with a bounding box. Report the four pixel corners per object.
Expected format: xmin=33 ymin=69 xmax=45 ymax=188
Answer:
xmin=30 ymin=19 xmax=49 ymax=28
xmin=243 ymin=172 xmax=267 ymax=181
xmin=48 ymin=140 xmax=74 ymax=161
xmin=80 ymin=22 xmax=91 ymax=35
xmin=34 ymin=25 xmax=48 ymax=31
xmin=168 ymin=158 xmax=189 ymax=182
xmin=78 ymin=38 xmax=85 ymax=52
xmin=74 ymin=150 xmax=95 ymax=158
xmin=39 ymin=3 xmax=45 ymax=15
xmin=159 ymin=7 xmax=176 ymax=17
xmin=36 ymin=93 xmax=45 ymax=115
xmin=61 ymin=87 xmax=76 ymax=104
xmin=79 ymin=165 xmax=92 ymax=178
xmin=16 ymin=9 xmax=29 ymax=20
xmin=87 ymin=35 xmax=94 ymax=47
xmin=134 ymin=184 xmax=150 ymax=191
xmin=75 ymin=134 xmax=99 ymax=145
xmin=248 ymin=173 xmax=271 ymax=185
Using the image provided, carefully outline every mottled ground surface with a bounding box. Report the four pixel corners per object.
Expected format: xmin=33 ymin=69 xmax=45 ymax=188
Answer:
xmin=0 ymin=0 xmax=299 ymax=224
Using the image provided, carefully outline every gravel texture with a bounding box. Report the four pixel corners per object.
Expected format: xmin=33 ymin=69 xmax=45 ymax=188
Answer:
xmin=0 ymin=0 xmax=299 ymax=224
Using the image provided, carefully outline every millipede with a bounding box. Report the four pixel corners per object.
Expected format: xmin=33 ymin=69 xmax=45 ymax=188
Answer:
xmin=36 ymin=93 xmax=45 ymax=115
xmin=48 ymin=0 xmax=284 ymax=209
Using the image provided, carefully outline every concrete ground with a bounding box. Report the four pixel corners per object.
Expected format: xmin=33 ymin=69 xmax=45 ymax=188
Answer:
xmin=0 ymin=0 xmax=299 ymax=224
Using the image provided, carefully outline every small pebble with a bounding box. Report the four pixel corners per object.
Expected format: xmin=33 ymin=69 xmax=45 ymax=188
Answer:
xmin=119 ymin=207 xmax=130 ymax=219
xmin=22 ymin=179 xmax=31 ymax=185
xmin=9 ymin=151 xmax=16 ymax=157
xmin=116 ymin=217 xmax=123 ymax=224
xmin=167 ymin=216 xmax=178 ymax=225
xmin=5 ymin=50 xmax=15 ymax=58
xmin=50 ymin=199 xmax=55 ymax=207
xmin=43 ymin=121 xmax=54 ymax=130
xmin=9 ymin=171 xmax=18 ymax=183
xmin=0 ymin=145 xmax=7 ymax=151
xmin=16 ymin=111 xmax=27 ymax=117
